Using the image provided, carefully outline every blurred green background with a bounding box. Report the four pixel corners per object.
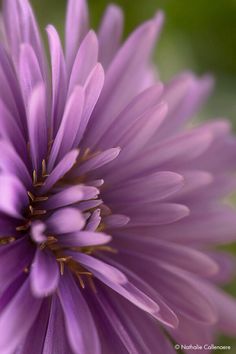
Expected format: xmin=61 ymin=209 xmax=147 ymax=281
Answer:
xmin=32 ymin=0 xmax=236 ymax=352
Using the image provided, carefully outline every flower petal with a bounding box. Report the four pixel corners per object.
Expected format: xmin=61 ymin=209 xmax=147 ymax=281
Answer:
xmin=30 ymin=249 xmax=60 ymax=297
xmin=40 ymin=149 xmax=79 ymax=194
xmin=106 ymin=171 xmax=184 ymax=204
xmin=19 ymin=44 xmax=43 ymax=103
xmin=46 ymin=207 xmax=85 ymax=234
xmin=69 ymin=30 xmax=98 ymax=92
xmin=70 ymin=252 xmax=161 ymax=319
xmin=0 ymin=174 xmax=28 ymax=218
xmin=48 ymin=85 xmax=84 ymax=170
xmin=27 ymin=83 xmax=48 ymax=171
xmin=46 ymin=25 xmax=67 ymax=135
xmin=98 ymin=5 xmax=123 ymax=70
xmin=71 ymin=147 xmax=121 ymax=177
xmin=65 ymin=0 xmax=89 ymax=71
xmin=0 ymin=278 xmax=42 ymax=354
xmin=43 ymin=295 xmax=74 ymax=354
xmin=83 ymin=12 xmax=164 ymax=148
xmin=58 ymin=271 xmax=101 ymax=354
xmin=57 ymin=230 xmax=111 ymax=248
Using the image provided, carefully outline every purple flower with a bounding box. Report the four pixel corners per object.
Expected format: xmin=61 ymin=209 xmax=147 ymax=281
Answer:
xmin=0 ymin=0 xmax=236 ymax=353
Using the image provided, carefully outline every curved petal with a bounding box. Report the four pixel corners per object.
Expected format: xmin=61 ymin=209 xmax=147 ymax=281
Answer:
xmin=0 ymin=278 xmax=42 ymax=354
xmin=40 ymin=149 xmax=79 ymax=194
xmin=0 ymin=174 xmax=28 ymax=218
xmin=30 ymin=249 xmax=60 ymax=297
xmin=58 ymin=271 xmax=101 ymax=354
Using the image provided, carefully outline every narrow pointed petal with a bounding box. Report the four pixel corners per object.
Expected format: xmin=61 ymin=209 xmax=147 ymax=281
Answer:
xmin=19 ymin=44 xmax=43 ymax=103
xmin=0 ymin=278 xmax=42 ymax=354
xmin=65 ymin=0 xmax=89 ymax=71
xmin=58 ymin=271 xmax=101 ymax=354
xmin=27 ymin=83 xmax=48 ymax=171
xmin=125 ymin=203 xmax=190 ymax=226
xmin=48 ymin=86 xmax=84 ymax=170
xmin=69 ymin=30 xmax=98 ymax=92
xmin=44 ymin=185 xmax=99 ymax=210
xmin=84 ymin=13 xmax=164 ymax=147
xmin=40 ymin=149 xmax=79 ymax=194
xmin=58 ymin=231 xmax=111 ymax=248
xmin=0 ymin=100 xmax=26 ymax=157
xmin=70 ymin=252 xmax=161 ymax=319
xmin=71 ymin=147 xmax=121 ymax=177
xmin=74 ymin=64 xmax=105 ymax=146
xmin=43 ymin=295 xmax=74 ymax=354
xmin=98 ymin=5 xmax=123 ymax=69
xmin=46 ymin=25 xmax=67 ymax=134
xmin=3 ymin=0 xmax=45 ymax=73
xmin=107 ymin=172 xmax=184 ymax=204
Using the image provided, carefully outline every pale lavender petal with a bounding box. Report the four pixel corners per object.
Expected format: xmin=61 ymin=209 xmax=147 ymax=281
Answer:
xmin=27 ymin=83 xmax=48 ymax=171
xmin=0 ymin=278 xmax=42 ymax=354
xmin=91 ymin=83 xmax=163 ymax=150
xmin=106 ymin=171 xmax=184 ymax=204
xmin=30 ymin=249 xmax=60 ymax=297
xmin=116 ymin=236 xmax=219 ymax=276
xmin=58 ymin=271 xmax=101 ymax=354
xmin=124 ymin=203 xmax=189 ymax=226
xmin=68 ymin=252 xmax=127 ymax=284
xmin=40 ymin=149 xmax=79 ymax=194
xmin=68 ymin=30 xmax=98 ymax=92
xmin=19 ymin=44 xmax=43 ymax=103
xmin=44 ymin=185 xmax=99 ymax=211
xmin=157 ymin=73 xmax=214 ymax=139
xmin=71 ymin=147 xmax=121 ymax=177
xmin=106 ymin=129 xmax=213 ymax=184
xmin=46 ymin=207 xmax=85 ymax=234
xmin=3 ymin=0 xmax=45 ymax=73
xmin=98 ymin=5 xmax=123 ymax=70
xmin=115 ymin=102 xmax=167 ymax=161
xmin=70 ymin=252 xmax=162 ymax=319
xmin=48 ymin=86 xmax=84 ymax=170
xmin=103 ymin=214 xmax=130 ymax=228
xmin=46 ymin=25 xmax=67 ymax=135
xmin=85 ymin=209 xmax=101 ymax=231
xmin=0 ymin=174 xmax=28 ymax=218
xmin=74 ymin=64 xmax=104 ymax=146
xmin=65 ymin=0 xmax=89 ymax=71
xmin=83 ymin=13 xmax=164 ymax=148
xmin=57 ymin=230 xmax=111 ymax=247
xmin=78 ymin=199 xmax=103 ymax=212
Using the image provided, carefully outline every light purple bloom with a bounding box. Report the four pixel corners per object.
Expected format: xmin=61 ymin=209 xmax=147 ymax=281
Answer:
xmin=0 ymin=0 xmax=236 ymax=353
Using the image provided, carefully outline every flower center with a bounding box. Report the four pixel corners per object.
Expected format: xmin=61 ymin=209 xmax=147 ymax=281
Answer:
xmin=9 ymin=157 xmax=115 ymax=289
